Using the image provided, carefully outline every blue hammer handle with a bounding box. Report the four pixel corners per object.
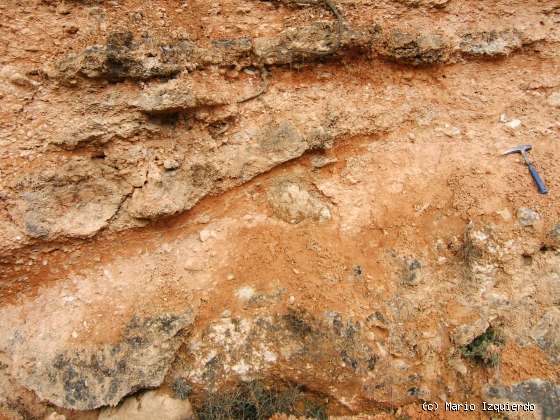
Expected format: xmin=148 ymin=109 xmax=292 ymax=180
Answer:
xmin=527 ymin=163 xmax=548 ymax=194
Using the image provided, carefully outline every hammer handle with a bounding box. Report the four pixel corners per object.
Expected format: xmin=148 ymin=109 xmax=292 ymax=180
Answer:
xmin=527 ymin=163 xmax=548 ymax=194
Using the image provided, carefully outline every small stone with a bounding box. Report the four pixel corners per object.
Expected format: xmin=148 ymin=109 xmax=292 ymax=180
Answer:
xmin=496 ymin=208 xmax=512 ymax=221
xmin=8 ymin=72 xmax=38 ymax=88
xmin=288 ymin=295 xmax=295 ymax=304
xmin=64 ymin=25 xmax=79 ymax=34
xmin=442 ymin=125 xmax=461 ymax=138
xmin=199 ymin=229 xmax=215 ymax=242
xmin=235 ymin=286 xmax=255 ymax=302
xmin=448 ymin=357 xmax=467 ymax=376
xmin=163 ymin=159 xmax=180 ymax=170
xmin=267 ymin=179 xmax=331 ymax=224
xmin=452 ymin=318 xmax=490 ymax=347
xmin=402 ymin=258 xmax=423 ymax=286
xmin=310 ymin=155 xmax=337 ymax=169
xmin=71 ymin=331 xmax=78 ymax=338
xmin=227 ymin=273 xmax=235 ymax=280
xmin=517 ymin=207 xmax=540 ymax=227
xmin=243 ymin=67 xmax=258 ymax=75
xmin=547 ymin=91 xmax=560 ymax=108
xmin=236 ymin=5 xmax=251 ymax=14
xmin=196 ymin=214 xmax=211 ymax=224
xmin=226 ymin=69 xmax=239 ymax=79
xmin=505 ymin=119 xmax=521 ymax=129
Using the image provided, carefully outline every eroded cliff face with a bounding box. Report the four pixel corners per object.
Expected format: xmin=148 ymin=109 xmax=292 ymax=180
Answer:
xmin=1 ymin=0 xmax=560 ymax=418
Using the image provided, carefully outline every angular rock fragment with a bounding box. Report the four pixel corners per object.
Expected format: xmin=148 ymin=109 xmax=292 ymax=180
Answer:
xmin=532 ymin=308 xmax=560 ymax=363
xmin=267 ymin=179 xmax=331 ymax=224
xmin=375 ymin=29 xmax=450 ymax=65
xmin=548 ymin=91 xmax=560 ymax=108
xmin=57 ymin=31 xmax=194 ymax=82
xmin=7 ymin=158 xmax=130 ymax=239
xmin=253 ymin=22 xmax=344 ymax=65
xmin=184 ymin=311 xmax=388 ymax=403
xmin=462 ymin=223 xmax=499 ymax=281
xmin=310 ymin=154 xmax=337 ymax=169
xmin=99 ymin=390 xmax=194 ymax=420
xmin=127 ymin=162 xmax=218 ymax=220
xmin=401 ymin=258 xmax=423 ymax=286
xmin=517 ymin=207 xmax=540 ymax=227
xmin=460 ymin=29 xmax=522 ymax=57
xmin=53 ymin=113 xmax=158 ymax=150
xmin=130 ymin=77 xmax=237 ymax=114
xmin=17 ymin=312 xmax=193 ymax=410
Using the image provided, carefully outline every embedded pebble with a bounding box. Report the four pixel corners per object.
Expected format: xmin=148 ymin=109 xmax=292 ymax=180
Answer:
xmin=517 ymin=207 xmax=540 ymax=226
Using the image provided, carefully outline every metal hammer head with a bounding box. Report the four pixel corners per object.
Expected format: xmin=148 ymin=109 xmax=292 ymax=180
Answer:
xmin=503 ymin=144 xmax=532 ymax=155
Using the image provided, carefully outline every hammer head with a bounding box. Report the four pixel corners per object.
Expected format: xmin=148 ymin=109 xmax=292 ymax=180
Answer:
xmin=503 ymin=144 xmax=532 ymax=155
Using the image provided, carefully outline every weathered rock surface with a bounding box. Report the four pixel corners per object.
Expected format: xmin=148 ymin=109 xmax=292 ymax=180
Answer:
xmin=375 ymin=29 xmax=450 ymax=66
xmin=16 ymin=312 xmax=193 ymax=410
xmin=131 ymin=78 xmax=228 ymax=114
xmin=99 ymin=390 xmax=194 ymax=420
xmin=460 ymin=29 xmax=523 ymax=57
xmin=7 ymin=158 xmax=131 ymax=239
xmin=53 ymin=112 xmax=159 ymax=150
xmin=2 ymin=0 xmax=560 ymax=418
xmin=253 ymin=22 xmax=346 ymax=65
xmin=267 ymin=179 xmax=331 ymax=223
xmin=486 ymin=380 xmax=560 ymax=419
xmin=184 ymin=310 xmax=407 ymax=406
xmin=517 ymin=207 xmax=541 ymax=227
xmin=55 ymin=23 xmax=536 ymax=85
xmin=56 ymin=31 xmax=191 ymax=82
xmin=532 ymin=308 xmax=560 ymax=363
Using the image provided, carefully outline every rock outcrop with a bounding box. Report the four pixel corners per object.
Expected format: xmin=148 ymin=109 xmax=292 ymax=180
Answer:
xmin=16 ymin=312 xmax=193 ymax=410
xmin=1 ymin=0 xmax=560 ymax=418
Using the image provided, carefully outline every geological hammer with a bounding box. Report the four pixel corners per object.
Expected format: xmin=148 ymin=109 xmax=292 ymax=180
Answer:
xmin=503 ymin=144 xmax=548 ymax=194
